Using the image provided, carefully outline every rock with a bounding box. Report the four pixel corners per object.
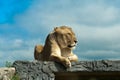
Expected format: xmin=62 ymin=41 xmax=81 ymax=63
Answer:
xmin=0 ymin=67 xmax=15 ymax=80
xmin=12 ymin=60 xmax=120 ymax=80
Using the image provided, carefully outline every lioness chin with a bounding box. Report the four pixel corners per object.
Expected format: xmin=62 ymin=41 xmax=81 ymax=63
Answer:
xmin=34 ymin=26 xmax=78 ymax=68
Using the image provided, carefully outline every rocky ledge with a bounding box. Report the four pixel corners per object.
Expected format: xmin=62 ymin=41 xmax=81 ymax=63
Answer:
xmin=0 ymin=67 xmax=15 ymax=80
xmin=12 ymin=60 xmax=120 ymax=80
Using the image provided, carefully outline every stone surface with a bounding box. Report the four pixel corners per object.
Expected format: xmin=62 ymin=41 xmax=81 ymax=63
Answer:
xmin=12 ymin=60 xmax=120 ymax=80
xmin=0 ymin=67 xmax=15 ymax=80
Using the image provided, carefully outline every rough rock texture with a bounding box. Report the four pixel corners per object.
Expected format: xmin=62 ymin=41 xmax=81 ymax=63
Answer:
xmin=12 ymin=60 xmax=120 ymax=80
xmin=0 ymin=67 xmax=15 ymax=80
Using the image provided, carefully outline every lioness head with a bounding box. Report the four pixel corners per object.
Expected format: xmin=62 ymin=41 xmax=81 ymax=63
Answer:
xmin=53 ymin=26 xmax=77 ymax=49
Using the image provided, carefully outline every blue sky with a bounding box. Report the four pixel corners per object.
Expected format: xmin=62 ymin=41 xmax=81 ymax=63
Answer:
xmin=0 ymin=0 xmax=120 ymax=67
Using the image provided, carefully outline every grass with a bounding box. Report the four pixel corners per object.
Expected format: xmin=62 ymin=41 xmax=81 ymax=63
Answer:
xmin=11 ymin=74 xmax=20 ymax=80
xmin=5 ymin=61 xmax=12 ymax=68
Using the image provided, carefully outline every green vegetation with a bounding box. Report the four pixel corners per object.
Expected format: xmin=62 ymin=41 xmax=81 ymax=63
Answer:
xmin=11 ymin=74 xmax=20 ymax=80
xmin=5 ymin=61 xmax=12 ymax=67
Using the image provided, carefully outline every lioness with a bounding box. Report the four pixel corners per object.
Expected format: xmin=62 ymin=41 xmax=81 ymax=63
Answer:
xmin=34 ymin=26 xmax=78 ymax=68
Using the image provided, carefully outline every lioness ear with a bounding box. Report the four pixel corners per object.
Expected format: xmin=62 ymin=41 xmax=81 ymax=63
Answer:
xmin=54 ymin=27 xmax=58 ymax=31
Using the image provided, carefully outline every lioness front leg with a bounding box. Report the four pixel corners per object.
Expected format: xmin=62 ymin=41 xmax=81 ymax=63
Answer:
xmin=50 ymin=55 xmax=71 ymax=68
xmin=68 ymin=54 xmax=78 ymax=62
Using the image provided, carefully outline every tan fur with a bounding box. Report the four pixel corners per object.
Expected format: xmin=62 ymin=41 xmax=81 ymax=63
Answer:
xmin=34 ymin=26 xmax=78 ymax=68
xmin=34 ymin=45 xmax=43 ymax=60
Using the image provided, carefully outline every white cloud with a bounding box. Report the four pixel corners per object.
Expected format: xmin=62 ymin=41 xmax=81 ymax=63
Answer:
xmin=0 ymin=37 xmax=43 ymax=66
xmin=12 ymin=39 xmax=23 ymax=48
xmin=79 ymin=24 xmax=120 ymax=41
xmin=78 ymin=4 xmax=119 ymax=25
xmin=78 ymin=50 xmax=120 ymax=60
xmin=73 ymin=24 xmax=120 ymax=60
xmin=14 ymin=0 xmax=120 ymax=38
xmin=0 ymin=48 xmax=34 ymax=67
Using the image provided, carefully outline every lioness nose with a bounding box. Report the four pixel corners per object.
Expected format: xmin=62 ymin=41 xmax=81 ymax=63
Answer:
xmin=74 ymin=40 xmax=77 ymax=43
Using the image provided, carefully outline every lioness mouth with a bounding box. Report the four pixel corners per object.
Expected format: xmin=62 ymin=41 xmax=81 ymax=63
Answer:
xmin=68 ymin=45 xmax=75 ymax=48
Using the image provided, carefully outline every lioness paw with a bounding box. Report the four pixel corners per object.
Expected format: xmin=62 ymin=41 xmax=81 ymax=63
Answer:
xmin=63 ymin=58 xmax=71 ymax=68
xmin=66 ymin=61 xmax=71 ymax=68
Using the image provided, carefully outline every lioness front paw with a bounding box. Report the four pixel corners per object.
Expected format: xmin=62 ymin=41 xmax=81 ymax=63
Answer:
xmin=62 ymin=58 xmax=71 ymax=68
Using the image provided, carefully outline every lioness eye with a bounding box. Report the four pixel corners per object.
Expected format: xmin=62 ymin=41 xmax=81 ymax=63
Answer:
xmin=67 ymin=33 xmax=71 ymax=35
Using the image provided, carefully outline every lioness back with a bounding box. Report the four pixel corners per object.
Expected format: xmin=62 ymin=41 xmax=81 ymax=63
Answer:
xmin=34 ymin=45 xmax=43 ymax=60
